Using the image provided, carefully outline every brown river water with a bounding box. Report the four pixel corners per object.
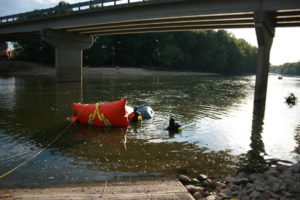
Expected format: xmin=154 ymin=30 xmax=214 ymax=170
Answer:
xmin=0 ymin=74 xmax=299 ymax=187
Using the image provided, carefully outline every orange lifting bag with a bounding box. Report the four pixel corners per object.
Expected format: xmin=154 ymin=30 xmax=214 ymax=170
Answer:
xmin=71 ymin=98 xmax=129 ymax=127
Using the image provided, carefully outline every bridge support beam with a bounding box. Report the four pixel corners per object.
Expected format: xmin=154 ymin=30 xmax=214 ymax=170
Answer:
xmin=41 ymin=29 xmax=93 ymax=82
xmin=254 ymin=10 xmax=275 ymax=103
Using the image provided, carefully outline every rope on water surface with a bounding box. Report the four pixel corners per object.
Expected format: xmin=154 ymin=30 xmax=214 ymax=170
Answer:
xmin=0 ymin=104 xmax=88 ymax=180
xmin=0 ymin=121 xmax=73 ymax=180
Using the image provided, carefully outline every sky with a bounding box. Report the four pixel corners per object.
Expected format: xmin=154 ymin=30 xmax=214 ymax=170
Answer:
xmin=1 ymin=0 xmax=299 ymax=66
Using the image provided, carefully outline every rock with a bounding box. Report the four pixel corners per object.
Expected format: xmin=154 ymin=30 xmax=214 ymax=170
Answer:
xmin=264 ymin=168 xmax=279 ymax=177
xmin=217 ymin=192 xmax=229 ymax=200
xmin=230 ymin=185 xmax=240 ymax=192
xmin=271 ymin=182 xmax=280 ymax=193
xmin=185 ymin=185 xmax=204 ymax=194
xmin=260 ymin=191 xmax=272 ymax=200
xmin=267 ymin=176 xmax=281 ymax=185
xmin=191 ymin=178 xmax=200 ymax=184
xmin=193 ymin=192 xmax=202 ymax=200
xmin=178 ymin=174 xmax=191 ymax=185
xmin=238 ymin=191 xmax=248 ymax=200
xmin=278 ymin=182 xmax=288 ymax=192
xmin=206 ymin=194 xmax=218 ymax=200
xmin=216 ymin=182 xmax=226 ymax=189
xmin=249 ymin=190 xmax=261 ymax=199
xmin=225 ymin=176 xmax=235 ymax=183
xmin=253 ymin=179 xmax=265 ymax=192
xmin=290 ymin=162 xmax=300 ymax=173
xmin=246 ymin=186 xmax=254 ymax=195
xmin=249 ymin=173 xmax=265 ymax=182
xmin=198 ymin=174 xmax=208 ymax=181
xmin=255 ymin=185 xmax=264 ymax=192
xmin=276 ymin=164 xmax=289 ymax=173
xmin=232 ymin=178 xmax=250 ymax=185
xmin=203 ymin=179 xmax=217 ymax=189
xmin=236 ymin=171 xmax=248 ymax=179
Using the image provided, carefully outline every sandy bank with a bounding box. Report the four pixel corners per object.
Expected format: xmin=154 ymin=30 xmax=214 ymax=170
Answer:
xmin=0 ymin=60 xmax=218 ymax=77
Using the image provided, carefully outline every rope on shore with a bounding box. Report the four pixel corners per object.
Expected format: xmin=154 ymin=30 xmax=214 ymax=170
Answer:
xmin=100 ymin=180 xmax=107 ymax=200
xmin=0 ymin=121 xmax=74 ymax=180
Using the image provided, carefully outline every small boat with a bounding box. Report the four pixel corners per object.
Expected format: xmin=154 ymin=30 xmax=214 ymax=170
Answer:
xmin=71 ymin=98 xmax=129 ymax=127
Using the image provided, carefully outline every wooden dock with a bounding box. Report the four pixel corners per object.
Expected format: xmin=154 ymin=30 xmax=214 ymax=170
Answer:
xmin=0 ymin=179 xmax=194 ymax=200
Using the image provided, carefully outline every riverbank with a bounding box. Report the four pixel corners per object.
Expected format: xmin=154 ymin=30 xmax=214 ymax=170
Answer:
xmin=178 ymin=162 xmax=300 ymax=200
xmin=0 ymin=60 xmax=219 ymax=77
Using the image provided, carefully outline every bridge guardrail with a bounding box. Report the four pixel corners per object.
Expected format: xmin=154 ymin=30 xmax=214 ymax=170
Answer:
xmin=0 ymin=0 xmax=150 ymax=24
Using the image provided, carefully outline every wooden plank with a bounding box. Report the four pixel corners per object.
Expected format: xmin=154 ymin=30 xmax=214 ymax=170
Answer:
xmin=0 ymin=179 xmax=194 ymax=200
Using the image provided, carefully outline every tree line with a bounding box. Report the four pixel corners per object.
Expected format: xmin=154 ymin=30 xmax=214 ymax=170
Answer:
xmin=12 ymin=30 xmax=258 ymax=74
xmin=270 ymin=61 xmax=300 ymax=76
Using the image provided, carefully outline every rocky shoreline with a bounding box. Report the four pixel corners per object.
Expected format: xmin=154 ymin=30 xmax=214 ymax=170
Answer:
xmin=178 ymin=162 xmax=300 ymax=200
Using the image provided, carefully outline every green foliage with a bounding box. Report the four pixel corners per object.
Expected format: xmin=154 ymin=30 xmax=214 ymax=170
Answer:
xmin=12 ymin=40 xmax=55 ymax=65
xmin=13 ymin=30 xmax=258 ymax=74
xmin=270 ymin=61 xmax=300 ymax=76
xmin=83 ymin=31 xmax=258 ymax=74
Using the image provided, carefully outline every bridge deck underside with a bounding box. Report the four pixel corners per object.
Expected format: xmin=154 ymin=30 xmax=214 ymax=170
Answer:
xmin=0 ymin=9 xmax=299 ymax=41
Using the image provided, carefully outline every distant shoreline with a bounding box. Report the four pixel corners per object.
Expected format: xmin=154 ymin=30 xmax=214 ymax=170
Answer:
xmin=0 ymin=60 xmax=219 ymax=77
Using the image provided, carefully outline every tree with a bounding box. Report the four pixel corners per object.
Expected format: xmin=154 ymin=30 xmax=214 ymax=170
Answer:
xmin=13 ymin=29 xmax=259 ymax=74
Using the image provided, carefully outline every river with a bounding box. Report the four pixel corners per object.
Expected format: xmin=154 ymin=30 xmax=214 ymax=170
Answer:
xmin=0 ymin=73 xmax=299 ymax=187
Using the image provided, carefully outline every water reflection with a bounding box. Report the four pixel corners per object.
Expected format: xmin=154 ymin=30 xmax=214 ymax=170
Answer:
xmin=239 ymin=101 xmax=267 ymax=173
xmin=73 ymin=125 xmax=127 ymax=151
xmin=294 ymin=124 xmax=300 ymax=159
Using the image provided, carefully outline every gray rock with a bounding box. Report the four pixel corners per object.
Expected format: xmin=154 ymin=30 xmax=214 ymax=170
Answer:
xmin=198 ymin=174 xmax=208 ymax=181
xmin=250 ymin=173 xmax=265 ymax=182
xmin=255 ymin=185 xmax=264 ymax=192
xmin=230 ymin=185 xmax=240 ymax=192
xmin=204 ymin=179 xmax=218 ymax=189
xmin=263 ymin=184 xmax=272 ymax=192
xmin=246 ymin=187 xmax=254 ymax=195
xmin=290 ymin=162 xmax=300 ymax=173
xmin=288 ymin=183 xmax=300 ymax=193
xmin=264 ymin=168 xmax=280 ymax=177
xmin=238 ymin=191 xmax=249 ymax=200
xmin=233 ymin=178 xmax=250 ymax=185
xmin=249 ymin=190 xmax=261 ymax=199
xmin=185 ymin=185 xmax=204 ymax=194
xmin=267 ymin=176 xmax=281 ymax=185
xmin=191 ymin=178 xmax=200 ymax=184
xmin=260 ymin=191 xmax=272 ymax=200
xmin=225 ymin=176 xmax=234 ymax=183
xmin=278 ymin=182 xmax=288 ymax=192
xmin=231 ymin=190 xmax=239 ymax=197
xmin=206 ymin=194 xmax=218 ymax=200
xmin=216 ymin=182 xmax=226 ymax=189
xmin=179 ymin=174 xmax=191 ymax=185
xmin=237 ymin=171 xmax=248 ymax=179
xmin=193 ymin=191 xmax=202 ymax=200
xmin=271 ymin=182 xmax=281 ymax=193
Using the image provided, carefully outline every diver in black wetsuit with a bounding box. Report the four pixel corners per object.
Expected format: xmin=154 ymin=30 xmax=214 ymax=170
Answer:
xmin=166 ymin=116 xmax=181 ymax=132
xmin=285 ymin=93 xmax=297 ymax=105
xmin=130 ymin=107 xmax=142 ymax=123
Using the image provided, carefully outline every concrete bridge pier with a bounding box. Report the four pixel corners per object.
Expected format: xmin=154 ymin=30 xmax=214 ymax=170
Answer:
xmin=41 ymin=29 xmax=93 ymax=82
xmin=254 ymin=10 xmax=275 ymax=103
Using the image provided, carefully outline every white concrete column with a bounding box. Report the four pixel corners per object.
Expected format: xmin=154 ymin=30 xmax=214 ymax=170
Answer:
xmin=41 ymin=29 xmax=93 ymax=82
xmin=254 ymin=10 xmax=275 ymax=103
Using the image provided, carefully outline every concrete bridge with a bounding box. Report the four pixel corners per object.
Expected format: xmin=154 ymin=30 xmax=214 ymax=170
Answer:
xmin=0 ymin=0 xmax=300 ymax=103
